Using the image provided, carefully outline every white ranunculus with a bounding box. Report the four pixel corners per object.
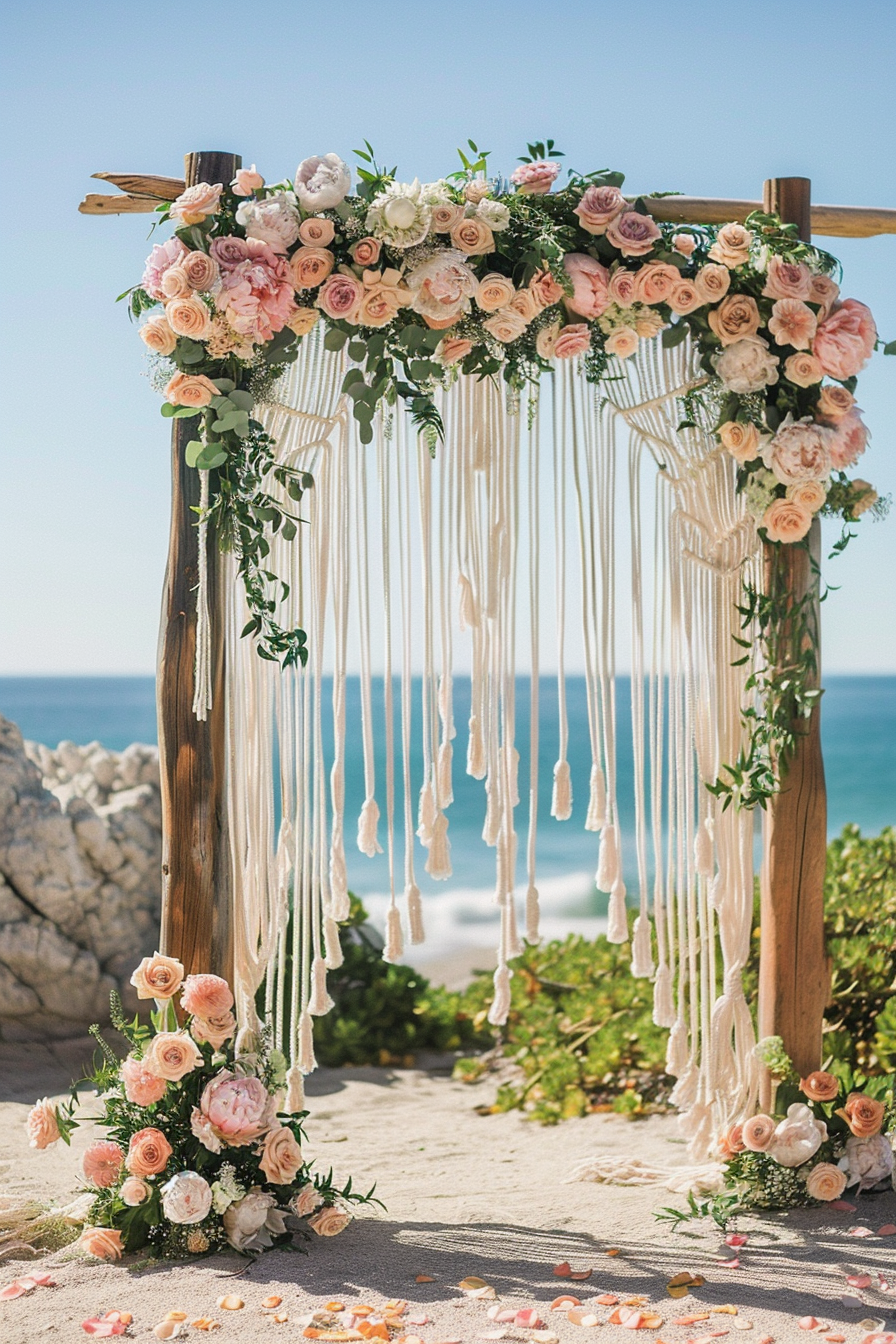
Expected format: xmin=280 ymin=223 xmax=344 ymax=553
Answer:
xmin=294 ymin=154 xmax=351 ymax=214
xmin=235 ymin=193 xmax=300 ymax=253
xmin=839 ymin=1133 xmax=894 ymax=1191
xmin=222 ymin=1188 xmax=288 ymax=1253
xmin=421 ymin=179 xmax=453 ymax=205
xmin=768 ymin=1103 xmax=827 ymax=1168
xmin=161 ymin=1171 xmax=213 ymax=1225
xmin=366 ymin=180 xmax=432 ymax=249
xmin=714 ymin=336 xmax=780 ymax=393
xmin=475 ymin=198 xmax=511 ymax=232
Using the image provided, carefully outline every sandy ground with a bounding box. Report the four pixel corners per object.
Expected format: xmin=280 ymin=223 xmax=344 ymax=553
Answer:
xmin=1 ymin=1037 xmax=895 ymax=1344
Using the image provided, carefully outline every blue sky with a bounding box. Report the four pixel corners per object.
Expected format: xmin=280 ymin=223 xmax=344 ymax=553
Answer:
xmin=1 ymin=0 xmax=894 ymax=673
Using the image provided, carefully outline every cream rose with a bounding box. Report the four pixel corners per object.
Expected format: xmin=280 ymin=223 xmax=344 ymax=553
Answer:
xmin=768 ymin=1103 xmax=828 ymax=1166
xmin=817 ymin=384 xmax=856 ymax=421
xmin=288 ymin=307 xmax=320 ymax=338
xmin=170 ymin=182 xmax=223 ymax=226
xmin=431 ymin=203 xmax=464 ymax=233
xmin=476 ymin=198 xmax=510 ymax=232
xmin=784 ymin=352 xmax=823 ymax=387
xmin=483 ymin=309 xmax=528 ymax=344
xmin=536 ymin=320 xmax=562 ymax=360
xmin=672 ymin=232 xmax=697 ymax=258
xmin=508 ymin=288 xmax=539 ymax=324
xmin=607 ymin=268 xmax=639 ymax=307
xmin=806 ymin=1162 xmax=848 ymax=1202
xmin=308 ymin=1205 xmax=353 ymax=1237
xmin=667 ymin=280 xmax=702 ymax=316
xmin=26 ymin=1098 xmax=60 ymax=1149
xmin=294 ymin=153 xmax=351 ymax=214
xmin=165 ymin=296 xmax=212 ymax=341
xmin=840 ymin=1133 xmax=894 ymax=1190
xmin=762 ymin=416 xmax=832 ymax=485
xmin=145 ymin=1031 xmax=204 ymax=1082
xmin=605 ymin=327 xmax=639 ymax=360
xmin=160 ymin=265 xmax=191 ymax=300
xmin=708 ymin=222 xmax=754 ymax=268
xmin=708 ymin=294 xmax=761 ymax=346
xmin=449 ymin=217 xmax=495 ymax=256
xmin=190 ymin=1011 xmax=237 ymax=1050
xmin=464 ymin=179 xmax=490 ymax=204
xmin=529 ymin=269 xmax=564 ymax=311
xmin=298 ymin=217 xmax=336 ymax=248
xmin=140 ymin=314 xmax=178 ymax=356
xmin=120 ymin=1176 xmax=151 ymax=1207
xmin=786 ymin=479 xmax=827 ymax=513
xmin=714 ymin=336 xmax=779 ymax=392
xmin=358 ymin=270 xmax=412 ymax=327
xmin=161 ymin=1171 xmax=213 ymax=1224
xmin=554 ymin=324 xmax=592 ymax=359
xmin=181 ymin=251 xmax=219 ymax=292
xmin=634 ymin=309 xmax=665 ymax=339
xmin=693 ymin=263 xmax=731 ymax=304
xmin=475 ymin=272 xmax=516 ymax=312
xmin=763 ymin=497 xmax=813 ymax=544
xmin=719 ymin=421 xmax=765 ymax=463
xmin=290 ymin=247 xmax=335 ymax=291
xmin=130 ymin=952 xmax=184 ymax=1000
xmin=223 ymin=1190 xmax=288 ymax=1253
xmin=258 ymin=1125 xmax=305 ymax=1185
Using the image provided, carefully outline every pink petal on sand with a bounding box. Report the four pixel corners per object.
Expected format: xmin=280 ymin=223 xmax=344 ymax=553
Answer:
xmin=515 ymin=1311 xmax=544 ymax=1330
xmin=829 ymin=1201 xmax=857 ymax=1212
xmin=859 ymin=1336 xmax=896 ymax=1344
xmin=717 ymin=1258 xmax=740 ymax=1269
xmin=848 ymin=1227 xmax=875 ymax=1237
xmin=725 ymin=1234 xmax=748 ymax=1247
xmin=81 ymin=1320 xmax=127 ymax=1338
xmin=28 ymin=1274 xmax=55 ymax=1287
xmin=0 ymin=1281 xmax=33 ymax=1301
xmin=407 ymin=1317 xmax=429 ymax=1327
xmin=799 ymin=1320 xmax=823 ymax=1332
xmin=878 ymin=1225 xmax=896 ymax=1237
xmin=847 ymin=1276 xmax=872 ymax=1290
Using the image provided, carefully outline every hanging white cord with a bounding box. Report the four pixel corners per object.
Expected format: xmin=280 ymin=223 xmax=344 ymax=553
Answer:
xmin=356 ymin=435 xmax=383 ymax=858
xmin=550 ymin=366 xmax=572 ymax=821
xmin=192 ymin=469 xmax=213 ymax=721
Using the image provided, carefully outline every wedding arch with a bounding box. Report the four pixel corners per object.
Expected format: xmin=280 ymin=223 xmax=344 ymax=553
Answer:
xmin=81 ymin=146 xmax=894 ymax=1156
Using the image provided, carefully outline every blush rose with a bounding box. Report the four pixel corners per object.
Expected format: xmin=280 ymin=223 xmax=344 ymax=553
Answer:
xmin=130 ymin=952 xmax=184 ymax=1000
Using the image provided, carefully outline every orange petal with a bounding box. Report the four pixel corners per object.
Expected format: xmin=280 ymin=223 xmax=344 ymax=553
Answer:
xmin=596 ymin=1296 xmax=619 ymax=1306
xmin=606 ymin=1249 xmax=621 ymax=1257
xmin=713 ymin=1308 xmax=739 ymax=1316
xmin=217 ymin=1295 xmax=244 ymax=1311
xmin=192 ymin=1323 xmax=222 ymax=1334
xmin=384 ymin=1301 xmax=409 ymax=1315
xmin=554 ymin=1263 xmax=572 ymax=1277
xmin=568 ymin=1310 xmax=601 ymax=1328
xmin=570 ymin=1270 xmax=593 ymax=1281
xmin=552 ymin=1297 xmax=582 ymax=1311
xmin=459 ymin=1278 xmax=488 ymax=1291
xmin=415 ymin=1277 xmax=435 ymax=1284
xmin=325 ymin=1303 xmax=346 ymax=1313
xmin=798 ymin=1321 xmax=821 ymax=1332
xmin=263 ymin=1297 xmax=283 ymax=1309
xmin=0 ymin=1282 xmax=32 ymax=1301
xmin=674 ymin=1316 xmax=711 ymax=1326
xmin=353 ymin=1307 xmax=376 ymax=1317
xmin=274 ymin=1314 xmax=290 ymax=1325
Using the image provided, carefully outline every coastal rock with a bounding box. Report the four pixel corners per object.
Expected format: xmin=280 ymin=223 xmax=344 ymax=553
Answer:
xmin=0 ymin=715 xmax=162 ymax=1041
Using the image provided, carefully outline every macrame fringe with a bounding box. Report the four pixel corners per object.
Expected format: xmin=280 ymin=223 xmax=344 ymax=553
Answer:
xmin=285 ymin=1064 xmax=305 ymax=1114
xmin=406 ymin=882 xmax=425 ymax=945
xmin=308 ymin=955 xmax=334 ymax=1016
xmin=357 ymin=797 xmax=383 ymax=857
xmin=297 ymin=1009 xmax=317 ymax=1074
xmin=383 ymin=904 xmax=404 ymax=963
xmin=630 ymin=913 xmax=654 ymax=978
xmin=550 ymin=759 xmax=572 ymax=821
xmin=425 ymin=811 xmax=452 ymax=879
xmin=595 ymin=824 xmax=620 ymax=892
xmin=585 ymin=764 xmax=607 ymax=832
xmin=487 ymin=964 xmax=512 ymax=1027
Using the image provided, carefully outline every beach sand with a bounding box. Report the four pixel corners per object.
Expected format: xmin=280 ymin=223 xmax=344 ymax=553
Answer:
xmin=1 ymin=1036 xmax=894 ymax=1344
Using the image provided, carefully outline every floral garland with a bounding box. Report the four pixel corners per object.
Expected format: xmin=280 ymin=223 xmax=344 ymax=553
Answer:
xmin=25 ymin=955 xmax=377 ymax=1259
xmin=127 ymin=140 xmax=888 ymax=795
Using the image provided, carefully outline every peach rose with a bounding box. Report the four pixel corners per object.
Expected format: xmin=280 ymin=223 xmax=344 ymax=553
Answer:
xmin=232 ymin=164 xmax=264 ymax=196
xmin=836 ymin=1092 xmax=886 ymax=1138
xmin=475 ymin=272 xmax=516 ymax=312
xmin=719 ymin=420 xmax=765 ymax=463
xmin=308 ymin=1205 xmax=353 ymax=1237
xmin=26 ymin=1098 xmax=60 ymax=1149
xmin=145 ymin=1031 xmax=203 ymax=1082
xmin=741 ymin=1113 xmax=777 ymax=1151
xmin=605 ymin=211 xmax=662 ymax=257
xmin=290 ymin=247 xmax=335 ymax=291
xmin=708 ymin=222 xmax=754 ymax=268
xmin=121 ymin=1054 xmax=168 ymax=1106
xmin=800 ymin=1070 xmax=840 ymax=1102
xmin=809 ymin=273 xmax=840 ymax=317
xmin=574 ymin=184 xmax=626 ymax=235
xmin=130 ymin=952 xmax=184 ymax=1000
xmin=181 ymin=251 xmax=219 ymax=292
xmin=564 ymin=254 xmax=610 ymax=319
xmin=139 ymin=314 xmax=177 ymax=356
xmin=763 ymin=417 xmax=832 ymax=485
xmin=763 ymin=497 xmax=812 ymax=543
xmin=464 ymin=179 xmax=491 ymax=204
xmin=298 ymin=217 xmax=335 ymax=247
xmin=769 ymin=299 xmax=817 ymax=351
xmin=813 ymin=299 xmax=877 ymax=380
xmin=450 ymin=217 xmax=495 ymax=256
xmin=605 ymin=327 xmax=639 ymax=359
xmin=290 ymin=1182 xmax=324 ymax=1217
xmin=431 ymin=203 xmax=464 ymax=233
xmin=509 ymin=288 xmax=539 ymax=324
xmin=607 ymin=268 xmax=639 ymax=307
xmin=126 ymin=1126 xmax=173 ymax=1177
xmin=165 ymin=296 xmax=212 ymax=340
xmin=847 ymin=480 xmax=878 ymax=517
xmin=483 ymin=308 xmax=528 ymax=343
xmin=79 ymin=1227 xmax=124 ymax=1261
xmin=718 ymin=1123 xmax=746 ymax=1159
xmin=784 ymin=352 xmax=824 ymax=387
xmin=830 ymin=410 xmax=869 ymax=469
xmin=693 ymin=263 xmax=731 ymax=304
xmin=536 ymin=320 xmax=562 ymax=360
xmin=554 ymin=323 xmax=592 ymax=359
xmin=83 ymin=1140 xmax=124 ymax=1188
xmin=317 ymin=272 xmax=363 ymax=323
xmin=636 ymin=262 xmax=680 ymax=305
xmin=164 ymin=372 xmax=218 ymax=408
xmin=437 ymin=336 xmax=473 ymax=365
xmin=529 ymin=269 xmax=564 ymax=311
xmin=190 ymin=1010 xmax=236 ymax=1050
xmin=667 ymin=280 xmax=702 ymax=315
xmin=288 ymin=307 xmax=320 ymax=337
xmin=258 ymin=1125 xmax=305 ymax=1185
xmin=762 ymin=256 xmax=813 ymax=301
xmin=787 ymin=479 xmax=827 ymax=513
xmin=806 ymin=1162 xmax=848 ymax=1202
xmin=672 ymin=232 xmax=698 ymax=258
xmin=351 ymin=237 xmax=381 ymax=267
xmin=708 ymin=294 xmax=761 ymax=346
xmin=160 ymin=265 xmax=192 ymax=300
xmin=170 ymin=182 xmax=223 ymax=226
xmin=634 ymin=309 xmax=665 ymax=339
xmin=181 ymin=973 xmax=233 ymax=1019
xmin=817 ymin=384 xmax=856 ymax=421
xmin=120 ymin=1176 xmax=151 ymax=1207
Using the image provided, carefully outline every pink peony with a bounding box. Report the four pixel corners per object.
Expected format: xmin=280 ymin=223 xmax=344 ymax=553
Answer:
xmin=26 ymin=1098 xmax=60 ymax=1149
xmin=181 ymin=974 xmax=233 ymax=1019
xmin=121 ymin=1054 xmax=167 ymax=1106
xmin=317 ymin=271 xmax=364 ymax=323
xmin=563 ymin=254 xmax=610 ymax=319
xmin=813 ymin=299 xmax=877 ymax=380
xmin=191 ymin=1070 xmax=277 ymax=1152
xmin=216 ymin=237 xmax=296 ymax=343
xmin=762 ymin=256 xmax=814 ymax=301
xmin=768 ymin=299 xmax=817 ymax=350
xmin=574 ymin=184 xmax=626 ymax=234
xmin=510 ymin=161 xmax=560 ymax=195
xmin=407 ymin=251 xmax=478 ymax=324
xmin=605 ymin=211 xmax=662 ymax=257
xmin=762 ymin=416 xmax=833 ymax=485
xmin=554 ymin=324 xmax=592 ymax=359
xmin=141 ymin=238 xmax=189 ymax=301
xmin=829 ymin=409 xmax=869 ymax=469
xmin=83 ymin=1140 xmax=124 ymax=1188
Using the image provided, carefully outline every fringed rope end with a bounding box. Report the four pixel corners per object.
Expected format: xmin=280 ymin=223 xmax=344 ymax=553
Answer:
xmin=595 ymin=823 xmax=620 ymax=892
xmin=357 ymin=797 xmax=383 ymax=857
xmin=383 ymin=904 xmax=404 ymax=963
xmin=487 ymin=964 xmax=513 ymax=1026
xmin=585 ymin=763 xmax=607 ymax=832
xmin=297 ymin=1010 xmax=317 ymax=1074
xmin=550 ymin=758 xmax=572 ymax=821
xmin=308 ymin=955 xmax=335 ymax=1016
xmin=606 ymin=876 xmax=629 ymax=944
xmin=630 ymin=912 xmax=654 ymax=978
xmin=525 ymin=882 xmax=540 ymax=944
xmin=406 ymin=882 xmax=425 ymax=945
xmin=285 ymin=1064 xmax=305 ymax=1114
xmin=425 ymin=811 xmax=452 ymax=880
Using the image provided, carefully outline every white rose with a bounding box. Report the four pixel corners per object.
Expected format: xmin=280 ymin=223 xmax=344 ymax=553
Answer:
xmin=768 ymin=1103 xmax=827 ymax=1168
xmin=475 ymin=199 xmax=510 ymax=232
xmin=839 ymin=1133 xmax=894 ymax=1191
xmin=222 ymin=1189 xmax=288 ymax=1253
xmin=294 ymin=153 xmax=351 ymax=214
xmin=235 ymin=193 xmax=300 ymax=253
xmin=714 ymin=336 xmax=780 ymax=393
xmin=161 ymin=1171 xmax=213 ymax=1225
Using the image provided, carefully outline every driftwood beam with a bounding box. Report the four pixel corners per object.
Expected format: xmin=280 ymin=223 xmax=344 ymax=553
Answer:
xmin=79 ymin=193 xmax=160 ymax=215
xmin=92 ymin=172 xmax=186 ymax=199
xmin=637 ymin=195 xmax=896 ymax=238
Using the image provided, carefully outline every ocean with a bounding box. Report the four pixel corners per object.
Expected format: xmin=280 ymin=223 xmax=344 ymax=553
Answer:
xmin=2 ymin=675 xmax=894 ymax=965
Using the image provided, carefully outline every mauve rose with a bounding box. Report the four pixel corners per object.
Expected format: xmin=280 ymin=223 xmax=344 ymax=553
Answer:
xmin=829 ymin=409 xmax=869 ymax=469
xmin=510 ymin=161 xmax=560 ymax=195
xmin=164 ymin=373 xmax=218 ymax=409
xmin=475 ymin=273 xmax=516 ymax=313
xmin=308 ymin=1205 xmax=352 ymax=1237
xmin=193 ymin=1070 xmax=277 ymax=1151
xmin=130 ymin=952 xmax=184 ymax=1000
xmin=564 ymin=254 xmax=610 ymax=319
xmin=121 ymin=1054 xmax=167 ymax=1106
xmin=605 ymin=327 xmax=639 ymax=359
xmin=166 ymin=296 xmax=212 ymax=341
xmin=762 ymin=256 xmax=814 ymax=301
xmin=161 ymin=1171 xmax=213 ymax=1224
xmin=693 ymin=263 xmax=730 ymax=304
xmin=554 ymin=324 xmax=591 ymax=359
xmin=190 ymin=1011 xmax=236 ymax=1050
xmin=181 ymin=251 xmax=219 ymax=292
xmin=26 ymin=1099 xmax=60 ymax=1149
xmin=529 ymin=269 xmax=564 ymax=311
xmin=450 ymin=217 xmax=495 ymax=256
xmin=784 ymin=352 xmax=824 ymax=387
xmin=741 ymin=1114 xmax=776 ymax=1151
xmin=210 ymin=236 xmax=251 ymax=269
xmin=351 ymin=237 xmax=381 ymax=267
xmin=769 ymin=299 xmax=817 ymax=351
xmin=258 ymin=1125 xmax=305 ymax=1185
xmin=298 ymin=217 xmax=336 ymax=247
xmin=170 ymin=182 xmax=223 ymax=226
xmin=672 ymin=232 xmax=697 ymax=258
xmin=294 ymin=153 xmax=350 ymax=214
xmin=708 ymin=222 xmax=754 ymax=269
xmin=763 ymin=417 xmax=832 ymax=485
xmin=120 ymin=1176 xmax=150 ymax=1207
xmin=140 ymin=314 xmax=177 ymax=357
xmin=574 ymin=184 xmax=626 ymax=235
xmin=79 ymin=1227 xmax=124 ymax=1261
xmin=668 ymin=280 xmax=702 ymax=315
xmin=483 ymin=308 xmax=528 ymax=344
xmin=813 ymin=299 xmax=877 ymax=380
xmin=437 ymin=336 xmax=473 ymax=365
xmin=83 ymin=1140 xmax=125 ymax=1188
xmin=708 ymin=294 xmax=761 ymax=346
xmin=232 ymin=164 xmax=264 ymax=196
xmin=181 ymin=974 xmax=233 ymax=1019
xmin=142 ymin=237 xmax=189 ymax=299
xmin=636 ymin=262 xmax=680 ymax=305
xmin=607 ymin=268 xmax=639 ymax=307
xmin=806 ymin=1162 xmax=847 ymax=1201
xmin=715 ymin=336 xmax=779 ymax=393
xmin=800 ymin=1070 xmax=840 ymax=1102
xmin=763 ymin=498 xmax=813 ymax=546
xmin=817 ymin=384 xmax=856 ymax=421
xmin=126 ymin=1127 xmax=173 ymax=1177
xmin=809 ymin=273 xmax=840 ymax=317
xmin=290 ymin=1183 xmax=324 ymax=1217
xmin=606 ymin=211 xmax=662 ymax=257
xmin=317 ymin=272 xmax=363 ymax=323
xmin=836 ymin=1091 xmax=886 ymax=1138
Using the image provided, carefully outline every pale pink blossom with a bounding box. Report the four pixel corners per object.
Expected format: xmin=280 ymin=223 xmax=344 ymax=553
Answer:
xmin=768 ymin=299 xmax=817 ymax=350
xmin=192 ymin=1071 xmax=277 ymax=1151
xmin=768 ymin=1103 xmax=827 ymax=1166
xmin=829 ymin=409 xmax=869 ymax=470
xmin=120 ymin=1176 xmax=151 ymax=1206
xmin=714 ymin=336 xmax=779 ymax=392
xmin=161 ymin=1171 xmax=213 ymax=1224
xmin=236 ymin=194 xmax=301 ymax=252
xmin=232 ymin=164 xmax=264 ymax=196
xmin=407 ymin=251 xmax=478 ymax=324
xmin=762 ymin=256 xmax=813 ymax=301
xmin=783 ymin=352 xmax=824 ymax=387
xmin=170 ymin=182 xmax=223 ymax=226
xmin=813 ymin=299 xmax=877 ymax=380
xmin=553 ymin=324 xmax=592 ymax=359
xmin=741 ymin=1113 xmax=776 ymax=1151
xmin=605 ymin=211 xmax=662 ymax=257
xmin=216 ymin=237 xmax=296 ymax=342
xmin=26 ymin=1099 xmax=60 ymax=1149
xmin=316 ymin=271 xmax=364 ymax=323
xmin=142 ymin=238 xmax=189 ymax=300
xmin=510 ymin=161 xmax=560 ymax=195
xmin=574 ymin=184 xmax=626 ymax=234
xmin=294 ymin=154 xmax=350 ymax=214
xmin=121 ymin=1054 xmax=168 ymax=1106
xmin=671 ymin=232 xmax=698 ymax=257
xmin=190 ymin=1011 xmax=236 ymax=1050
xmin=762 ymin=416 xmax=833 ymax=485
xmin=563 ymin=254 xmax=610 ymax=319
xmin=605 ymin=327 xmax=639 ymax=359
xmin=809 ymin=273 xmax=840 ymax=317
xmin=83 ymin=1140 xmax=125 ymax=1188
xmin=762 ymin=498 xmax=813 ymax=544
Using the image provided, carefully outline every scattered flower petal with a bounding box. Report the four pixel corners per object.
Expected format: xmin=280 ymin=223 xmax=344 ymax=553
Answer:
xmin=82 ymin=1315 xmax=128 ymax=1338
xmin=568 ymin=1310 xmax=601 ymax=1328
xmin=848 ymin=1276 xmax=872 ymax=1289
xmin=606 ymin=1250 xmax=621 ymax=1258
xmin=0 ymin=1281 xmax=32 ymax=1301
xmin=415 ymin=1277 xmax=435 ymax=1284
xmin=217 ymin=1295 xmax=244 ymax=1311
xmin=674 ymin=1318 xmax=711 ymax=1327
xmin=848 ymin=1227 xmax=875 ymax=1238
xmin=407 ymin=1316 xmax=429 ymax=1327
xmin=460 ymin=1278 xmax=489 ymax=1292
xmin=570 ymin=1271 xmax=594 ymax=1282
xmin=191 ymin=1322 xmax=222 ymax=1333
xmin=829 ymin=1201 xmax=857 ymax=1212
xmin=712 ymin=1308 xmax=738 ymax=1316
xmin=385 ymin=1301 xmax=409 ymax=1316
xmin=798 ymin=1321 xmax=825 ymax=1332
xmin=731 ymin=1321 xmax=753 ymax=1331
xmin=165 ymin=1313 xmax=188 ymax=1322
xmin=554 ymin=1264 xmax=572 ymax=1278
xmin=878 ymin=1225 xmax=896 ymax=1237
xmin=552 ymin=1297 xmax=582 ymax=1311
xmin=515 ymin=1310 xmax=544 ymax=1329
xmin=725 ymin=1235 xmax=748 ymax=1247
xmin=596 ymin=1296 xmax=619 ymax=1307
xmin=825 ymin=1336 xmax=846 ymax=1342
xmin=717 ymin=1259 xmax=740 ymax=1269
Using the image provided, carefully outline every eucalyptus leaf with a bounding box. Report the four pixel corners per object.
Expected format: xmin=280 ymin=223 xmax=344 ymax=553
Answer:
xmin=184 ymin=440 xmax=205 ymax=468
xmin=324 ymin=328 xmax=349 ymax=351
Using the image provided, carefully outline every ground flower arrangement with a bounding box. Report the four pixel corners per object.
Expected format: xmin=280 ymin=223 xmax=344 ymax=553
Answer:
xmin=25 ymin=953 xmax=378 ymax=1261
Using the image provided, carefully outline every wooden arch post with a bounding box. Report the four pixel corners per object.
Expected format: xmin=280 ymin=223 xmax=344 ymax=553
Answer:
xmin=157 ymin=149 xmax=240 ymax=981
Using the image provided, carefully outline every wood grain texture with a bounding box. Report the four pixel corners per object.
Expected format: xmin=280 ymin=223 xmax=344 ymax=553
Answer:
xmin=79 ymin=193 xmax=159 ymax=214
xmin=639 ymin=194 xmax=896 ymax=237
xmin=92 ymin=172 xmax=186 ymax=199
xmin=156 ymin=149 xmax=241 ymax=981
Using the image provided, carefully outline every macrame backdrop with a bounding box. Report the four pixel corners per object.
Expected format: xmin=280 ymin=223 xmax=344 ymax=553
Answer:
xmin=219 ymin=327 xmax=762 ymax=1156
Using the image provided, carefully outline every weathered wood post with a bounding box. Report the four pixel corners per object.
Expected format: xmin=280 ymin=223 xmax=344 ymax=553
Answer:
xmin=757 ymin=177 xmax=830 ymax=1086
xmin=157 ymin=150 xmax=240 ymax=980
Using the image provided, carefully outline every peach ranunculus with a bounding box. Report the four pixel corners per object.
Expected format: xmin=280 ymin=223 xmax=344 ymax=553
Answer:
xmin=768 ymin=299 xmax=817 ymax=350
xmin=829 ymin=409 xmax=869 ymax=470
xmin=288 ymin=307 xmax=320 ymax=337
xmin=449 ymin=217 xmax=495 ymax=256
xmin=787 ymin=479 xmax=827 ymax=513
xmin=718 ymin=1123 xmax=746 ymax=1159
xmin=170 ymin=182 xmax=223 ymax=226
xmin=817 ymin=384 xmax=856 ymax=421
xmin=564 ymin=254 xmax=611 ymax=319
xmin=607 ymin=268 xmax=639 ymax=308
xmin=574 ymin=184 xmax=626 ymax=235
xmin=762 ymin=497 xmax=812 ymax=544
xmin=290 ymin=1182 xmax=324 ymax=1217
xmin=535 ymin=319 xmax=562 ymax=360
xmin=160 ymin=265 xmax=192 ymax=300
xmin=708 ymin=294 xmax=761 ymax=346
xmin=145 ymin=1031 xmax=204 ymax=1082
xmin=120 ymin=1176 xmax=151 ymax=1206
xmin=181 ymin=973 xmax=234 ymax=1019
xmin=605 ymin=327 xmax=639 ymax=360
xmin=715 ymin=336 xmax=779 ymax=393
xmin=83 ymin=1140 xmax=125 ymax=1188
xmin=308 ymin=1205 xmax=353 ymax=1237
xmin=232 ymin=164 xmax=264 ymax=196
xmin=130 ymin=952 xmax=184 ymax=1000
xmin=762 ymin=417 xmax=832 ymax=485
xmin=529 ymin=269 xmax=565 ymax=311
xmin=667 ymin=280 xmax=702 ymax=315
xmin=510 ymin=161 xmax=560 ymax=195
xmin=164 ymin=372 xmax=218 ymax=408
xmin=121 ymin=1054 xmax=168 ymax=1106
xmin=836 ymin=1091 xmax=886 ymax=1138
xmin=799 ymin=1070 xmax=840 ymax=1103
xmin=553 ymin=324 xmax=592 ymax=360
xmin=258 ymin=1125 xmax=305 ymax=1185
xmin=436 ymin=336 xmax=473 ymax=366
xmin=317 ymin=272 xmax=364 ymax=323
xmin=165 ymin=296 xmax=212 ymax=341
xmin=762 ymin=256 xmax=814 ymax=302
xmin=191 ymin=1071 xmax=277 ymax=1152
xmin=741 ymin=1113 xmax=776 ymax=1151
xmin=693 ymin=263 xmax=731 ymax=305
xmin=26 ymin=1098 xmax=60 ymax=1149
xmin=298 ymin=217 xmax=336 ymax=248
xmin=475 ymin=272 xmax=516 ymax=313
xmin=812 ymin=299 xmax=877 ymax=380
xmin=139 ymin=314 xmax=178 ymax=356
xmin=636 ymin=262 xmax=680 ymax=305
xmin=126 ymin=1126 xmax=173 ymax=1177
xmin=809 ymin=273 xmax=840 ymax=317
xmin=606 ymin=210 xmax=662 ymax=257
xmin=431 ymin=203 xmax=464 ymax=233
xmin=719 ymin=420 xmax=766 ymax=464
xmin=79 ymin=1226 xmax=124 ymax=1261
xmin=190 ymin=1010 xmax=237 ymax=1050
xmin=483 ymin=308 xmax=528 ymax=344
xmin=708 ymin=222 xmax=754 ymax=268
xmin=805 ymin=1162 xmax=848 ymax=1202
xmin=181 ymin=251 xmax=219 ymax=293
xmin=784 ymin=352 xmax=824 ymax=387
xmin=290 ymin=247 xmax=335 ymax=291
xmin=672 ymin=232 xmax=698 ymax=258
